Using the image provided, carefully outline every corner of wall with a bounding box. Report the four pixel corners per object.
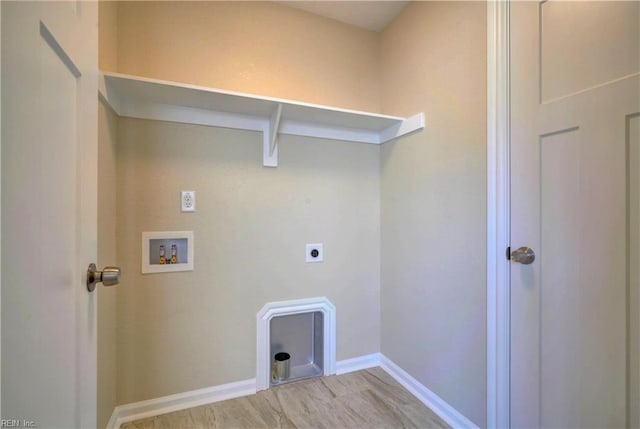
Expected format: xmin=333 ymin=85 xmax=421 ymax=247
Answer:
xmin=378 ymin=2 xmax=488 ymax=427
xmin=98 ymin=0 xmax=119 ymax=72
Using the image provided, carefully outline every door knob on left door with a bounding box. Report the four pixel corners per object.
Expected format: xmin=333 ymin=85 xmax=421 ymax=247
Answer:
xmin=87 ymin=263 xmax=121 ymax=292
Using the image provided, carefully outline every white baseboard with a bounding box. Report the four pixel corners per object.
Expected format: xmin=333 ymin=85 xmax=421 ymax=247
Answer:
xmin=105 ymin=408 xmax=119 ymax=429
xmin=335 ymin=352 xmax=381 ymax=374
xmin=107 ymin=354 xmax=477 ymax=429
xmin=379 ymin=354 xmax=479 ymax=429
xmin=106 ymin=378 xmax=256 ymax=429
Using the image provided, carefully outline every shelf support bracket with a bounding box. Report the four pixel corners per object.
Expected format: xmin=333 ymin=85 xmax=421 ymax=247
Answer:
xmin=264 ymin=104 xmax=283 ymax=167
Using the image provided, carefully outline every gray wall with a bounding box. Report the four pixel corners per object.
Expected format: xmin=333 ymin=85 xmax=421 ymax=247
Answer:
xmin=115 ymin=119 xmax=381 ymax=403
xmin=116 ymin=1 xmax=381 ymax=112
xmin=103 ymin=0 xmax=384 ymax=407
xmin=98 ymin=3 xmax=488 ymax=426
xmin=380 ymin=2 xmax=487 ymax=426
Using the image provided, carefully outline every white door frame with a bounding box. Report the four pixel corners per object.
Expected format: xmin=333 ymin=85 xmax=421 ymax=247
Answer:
xmin=486 ymin=1 xmax=510 ymax=428
xmin=0 ymin=1 xmax=3 ymax=416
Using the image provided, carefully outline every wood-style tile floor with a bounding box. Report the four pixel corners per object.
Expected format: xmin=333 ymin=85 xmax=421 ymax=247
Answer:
xmin=120 ymin=367 xmax=450 ymax=429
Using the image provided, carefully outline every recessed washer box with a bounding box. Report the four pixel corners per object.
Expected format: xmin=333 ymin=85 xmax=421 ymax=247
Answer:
xmin=142 ymin=231 xmax=194 ymax=274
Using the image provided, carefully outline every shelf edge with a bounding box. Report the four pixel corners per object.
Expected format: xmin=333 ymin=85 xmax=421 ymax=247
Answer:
xmin=99 ymin=72 xmax=426 ymax=169
xmin=100 ymin=70 xmax=406 ymax=122
xmin=380 ymin=113 xmax=425 ymax=144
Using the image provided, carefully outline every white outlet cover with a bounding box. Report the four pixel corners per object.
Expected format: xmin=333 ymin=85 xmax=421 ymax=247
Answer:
xmin=181 ymin=191 xmax=196 ymax=212
xmin=306 ymin=243 xmax=323 ymax=263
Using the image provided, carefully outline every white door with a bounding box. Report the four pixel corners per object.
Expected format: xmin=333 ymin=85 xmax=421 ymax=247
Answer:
xmin=510 ymin=1 xmax=640 ymax=427
xmin=2 ymin=2 xmax=98 ymax=427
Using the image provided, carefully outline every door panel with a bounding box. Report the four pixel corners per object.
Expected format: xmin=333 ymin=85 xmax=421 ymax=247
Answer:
xmin=510 ymin=1 xmax=639 ymax=427
xmin=539 ymin=128 xmax=583 ymax=428
xmin=38 ymin=25 xmax=79 ymax=424
xmin=540 ymin=1 xmax=639 ymax=102
xmin=2 ymin=2 xmax=97 ymax=427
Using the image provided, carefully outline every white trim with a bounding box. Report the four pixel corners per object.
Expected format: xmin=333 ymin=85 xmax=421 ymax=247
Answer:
xmin=379 ymin=355 xmax=479 ymax=429
xmin=106 ymin=378 xmax=256 ymax=429
xmin=336 ymin=353 xmax=381 ymax=375
xmin=487 ymin=1 xmax=511 ymax=428
xmin=105 ymin=408 xmax=119 ymax=429
xmin=0 ymin=1 xmax=3 ymax=417
xmin=334 ymin=353 xmax=479 ymax=428
xmin=256 ymin=297 xmax=336 ymax=391
xmin=105 ymin=354 xmax=372 ymax=429
xmin=106 ymin=354 xmax=476 ymax=429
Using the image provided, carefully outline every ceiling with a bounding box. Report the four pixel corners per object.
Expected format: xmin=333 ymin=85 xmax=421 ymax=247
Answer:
xmin=276 ymin=1 xmax=409 ymax=32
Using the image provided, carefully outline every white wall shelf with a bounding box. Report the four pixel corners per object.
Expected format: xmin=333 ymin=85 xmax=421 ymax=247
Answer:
xmin=99 ymin=71 xmax=425 ymax=167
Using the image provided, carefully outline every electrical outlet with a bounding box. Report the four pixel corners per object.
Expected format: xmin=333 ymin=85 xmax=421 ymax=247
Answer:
xmin=181 ymin=191 xmax=196 ymax=212
xmin=306 ymin=243 xmax=323 ymax=263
